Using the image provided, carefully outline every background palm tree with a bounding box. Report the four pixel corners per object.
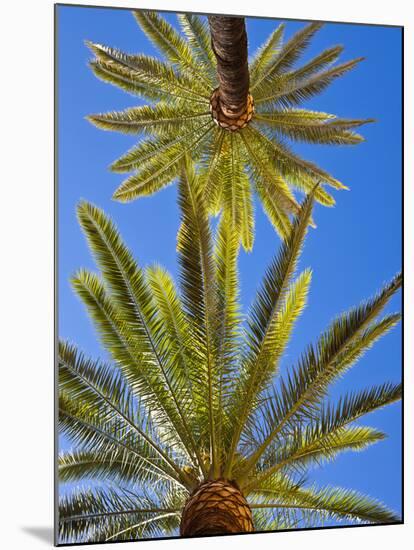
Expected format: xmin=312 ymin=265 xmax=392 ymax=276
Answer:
xmin=58 ymin=159 xmax=401 ymax=543
xmin=87 ymin=10 xmax=372 ymax=249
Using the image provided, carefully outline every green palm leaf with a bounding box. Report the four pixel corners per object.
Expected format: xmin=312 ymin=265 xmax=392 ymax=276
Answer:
xmin=87 ymin=42 xmax=209 ymax=102
xmin=253 ymin=382 xmax=401 ymax=479
xmin=58 ymin=449 xmax=171 ymax=487
xmin=249 ymin=23 xmax=285 ymax=83
xmin=249 ymin=484 xmax=399 ymax=525
xmin=255 ymin=112 xmax=372 ymax=145
xmin=59 ymin=486 xmax=183 ymax=543
xmin=239 ymin=305 xmax=401 ymax=483
xmin=133 ymin=10 xmax=212 ymax=89
xmin=177 ymin=14 xmax=217 ymax=82
xmin=112 ymin=121 xmax=214 ymax=202
xmin=224 ymin=190 xmax=315 ymax=476
xmin=86 ymin=12 xmax=371 ymax=247
xmin=87 ymin=103 xmax=211 ymax=136
xmin=255 ymin=57 xmax=364 ymax=107
xmin=110 ymin=123 xmax=210 ymax=173
xmin=74 ymin=203 xmax=208 ymax=472
xmin=176 ymin=158 xmax=220 ymax=473
xmin=239 ymin=130 xmax=300 ymax=238
xmin=250 ymin=22 xmax=324 ymax=93
xmin=288 ymin=44 xmax=344 ymax=80
xmin=247 ymin=125 xmax=346 ymax=190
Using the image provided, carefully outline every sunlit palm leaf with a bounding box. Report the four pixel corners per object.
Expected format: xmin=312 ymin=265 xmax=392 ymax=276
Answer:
xmin=75 ymin=203 xmax=208 ymax=471
xmin=250 ymin=22 xmax=324 ymax=94
xmin=112 ymin=121 xmax=214 ymax=202
xmin=255 ymin=112 xmax=372 ymax=145
xmin=176 ymin=158 xmax=220 ymax=472
xmin=249 ymin=23 xmax=285 ymax=83
xmin=255 ymin=57 xmax=364 ymax=107
xmin=249 ymin=484 xmax=399 ymax=525
xmin=224 ymin=190 xmax=315 ymax=476
xmin=58 ymin=449 xmax=173 ymax=487
xmin=87 ymin=103 xmax=211 ymax=135
xmin=133 ymin=10 xmax=212 ymax=90
xmin=238 ymin=298 xmax=401 ymax=483
xmin=177 ymin=13 xmax=217 ymax=83
xmin=87 ymin=12 xmax=370 ymax=246
xmin=87 ymin=42 xmax=209 ymax=102
xmin=59 ymin=486 xmax=183 ymax=543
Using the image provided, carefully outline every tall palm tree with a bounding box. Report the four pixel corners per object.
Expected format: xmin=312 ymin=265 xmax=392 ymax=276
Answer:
xmin=87 ymin=10 xmax=373 ymax=249
xmin=58 ymin=159 xmax=401 ymax=543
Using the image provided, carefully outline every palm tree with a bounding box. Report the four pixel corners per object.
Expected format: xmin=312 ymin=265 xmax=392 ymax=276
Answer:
xmin=58 ymin=159 xmax=401 ymax=543
xmin=86 ymin=10 xmax=373 ymax=249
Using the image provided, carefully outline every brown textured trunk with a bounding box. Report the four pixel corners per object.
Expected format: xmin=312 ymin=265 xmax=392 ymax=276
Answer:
xmin=208 ymin=16 xmax=251 ymax=122
xmin=180 ymin=479 xmax=254 ymax=536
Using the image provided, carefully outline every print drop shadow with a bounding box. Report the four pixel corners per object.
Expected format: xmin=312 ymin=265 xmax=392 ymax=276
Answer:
xmin=21 ymin=526 xmax=54 ymax=544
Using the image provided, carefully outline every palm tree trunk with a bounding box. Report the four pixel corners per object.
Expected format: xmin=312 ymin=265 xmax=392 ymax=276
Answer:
xmin=180 ymin=479 xmax=254 ymax=536
xmin=208 ymin=16 xmax=250 ymax=119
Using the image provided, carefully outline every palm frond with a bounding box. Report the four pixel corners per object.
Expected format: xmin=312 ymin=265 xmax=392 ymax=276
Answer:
xmin=241 ymin=126 xmax=337 ymax=207
xmin=255 ymin=113 xmax=373 ymax=145
xmin=256 ymin=108 xmax=336 ymax=124
xmin=238 ymin=169 xmax=255 ymax=251
xmin=239 ymin=130 xmax=300 ymax=239
xmin=249 ymin=23 xmax=285 ymax=83
xmin=112 ymin=121 xmax=214 ymax=202
xmin=87 ymin=103 xmax=211 ymax=136
xmin=256 ymin=57 xmax=363 ymax=107
xmin=239 ymin=282 xmax=401 ymax=481
xmin=219 ymin=133 xmax=255 ymax=250
xmin=274 ymin=425 xmax=384 ymax=478
xmin=58 ymin=449 xmax=173 ymax=487
xmin=328 ymin=382 xmax=402 ymax=424
xmin=177 ymin=14 xmax=217 ymax=83
xmin=249 ymin=484 xmax=399 ymax=525
xmin=59 ymin=341 xmax=175 ymax=471
xmin=214 ymin=213 xmax=242 ymax=456
xmin=197 ymin=127 xmax=226 ymax=215
xmin=287 ymin=45 xmax=344 ymax=80
xmin=70 ymin=270 xmax=161 ymax=416
xmin=247 ymin=124 xmax=346 ymax=190
xmin=58 ymin=486 xmax=182 ymax=543
xmin=224 ymin=192 xmax=315 ymax=477
xmin=253 ymin=176 xmax=293 ymax=238
xmin=110 ymin=128 xmax=205 ymax=173
xmin=133 ymin=10 xmax=211 ymax=90
xmin=145 ymin=265 xmax=195 ymax=405
xmin=87 ymin=42 xmax=209 ymax=102
xmin=75 ymin=203 xmax=206 ymax=470
xmin=176 ymin=158 xmax=219 ymax=473
xmin=251 ymin=22 xmax=323 ymax=93
xmin=332 ymin=313 xmax=401 ymax=373
xmin=59 ymin=392 xmax=184 ymax=485
xmin=145 ymin=264 xmax=207 ymax=476
xmin=252 ymin=381 xmax=401 ymax=481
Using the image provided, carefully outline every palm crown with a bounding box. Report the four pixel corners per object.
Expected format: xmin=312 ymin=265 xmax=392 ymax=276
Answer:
xmin=87 ymin=11 xmax=372 ymax=249
xmin=58 ymin=159 xmax=401 ymax=543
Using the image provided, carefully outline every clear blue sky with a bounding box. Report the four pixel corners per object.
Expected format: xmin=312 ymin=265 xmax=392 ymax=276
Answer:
xmin=57 ymin=4 xmax=402 ymax=524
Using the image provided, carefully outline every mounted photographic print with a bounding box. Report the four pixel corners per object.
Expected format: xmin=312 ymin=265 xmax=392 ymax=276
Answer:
xmin=55 ymin=3 xmax=403 ymax=545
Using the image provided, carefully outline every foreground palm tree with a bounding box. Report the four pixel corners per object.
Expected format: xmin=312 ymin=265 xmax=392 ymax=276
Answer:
xmin=58 ymin=160 xmax=401 ymax=543
xmin=87 ymin=11 xmax=372 ymax=248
